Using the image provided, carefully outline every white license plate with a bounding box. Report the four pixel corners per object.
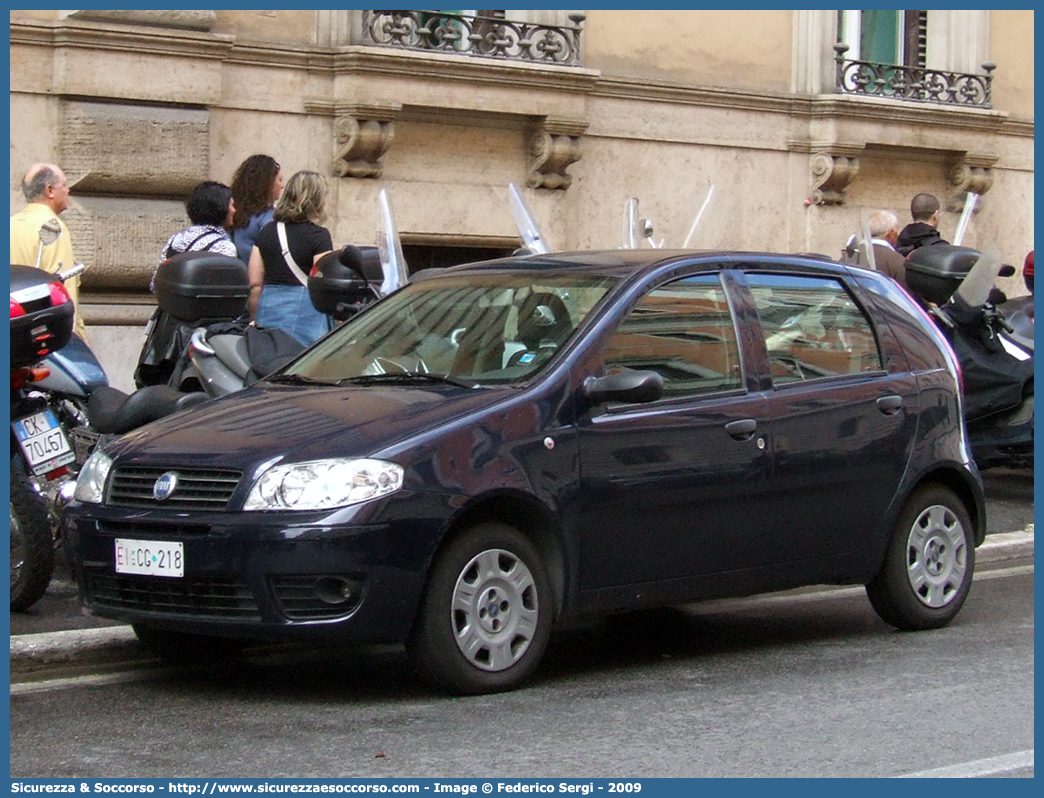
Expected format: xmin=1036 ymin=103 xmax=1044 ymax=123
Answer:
xmin=115 ymin=538 xmax=184 ymax=578
xmin=12 ymin=410 xmax=75 ymax=476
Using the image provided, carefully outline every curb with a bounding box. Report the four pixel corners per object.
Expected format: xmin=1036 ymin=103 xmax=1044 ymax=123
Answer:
xmin=11 ymin=625 xmax=143 ymax=675
xmin=10 ymin=529 xmax=1033 ymax=675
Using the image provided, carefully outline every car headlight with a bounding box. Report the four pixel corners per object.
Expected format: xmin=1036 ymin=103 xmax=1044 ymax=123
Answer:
xmin=243 ymin=458 xmax=404 ymax=511
xmin=74 ymin=449 xmax=113 ymax=504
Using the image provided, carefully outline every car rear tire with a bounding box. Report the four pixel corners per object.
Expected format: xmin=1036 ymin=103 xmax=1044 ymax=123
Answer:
xmin=866 ymin=486 xmax=974 ymax=630
xmin=10 ymin=458 xmax=55 ymax=612
xmin=132 ymin=624 xmax=247 ymax=664
xmin=407 ymin=521 xmax=552 ymax=695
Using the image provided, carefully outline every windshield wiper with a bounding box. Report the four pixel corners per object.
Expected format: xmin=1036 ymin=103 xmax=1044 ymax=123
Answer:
xmin=340 ymin=372 xmax=476 ymax=389
xmin=266 ymin=373 xmax=340 ymax=386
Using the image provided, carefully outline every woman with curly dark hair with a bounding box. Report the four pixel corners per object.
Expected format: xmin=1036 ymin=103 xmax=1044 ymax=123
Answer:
xmin=230 ymin=154 xmax=284 ymax=263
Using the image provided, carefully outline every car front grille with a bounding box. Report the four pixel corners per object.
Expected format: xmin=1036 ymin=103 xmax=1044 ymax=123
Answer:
xmin=86 ymin=571 xmax=261 ymax=620
xmin=107 ymin=466 xmax=243 ymax=511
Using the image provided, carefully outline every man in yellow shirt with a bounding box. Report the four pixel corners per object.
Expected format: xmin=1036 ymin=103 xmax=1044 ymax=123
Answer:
xmin=10 ymin=162 xmax=87 ymax=340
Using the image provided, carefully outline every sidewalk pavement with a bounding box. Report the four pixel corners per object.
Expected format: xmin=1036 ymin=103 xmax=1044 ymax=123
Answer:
xmin=10 ymin=528 xmax=1033 ymax=675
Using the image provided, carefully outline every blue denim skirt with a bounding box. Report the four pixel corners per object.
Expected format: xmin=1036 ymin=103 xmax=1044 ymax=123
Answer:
xmin=256 ymin=284 xmax=331 ymax=346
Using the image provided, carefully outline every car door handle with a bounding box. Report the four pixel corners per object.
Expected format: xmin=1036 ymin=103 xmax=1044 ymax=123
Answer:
xmin=876 ymin=395 xmax=903 ymax=415
xmin=725 ymin=419 xmax=758 ymax=440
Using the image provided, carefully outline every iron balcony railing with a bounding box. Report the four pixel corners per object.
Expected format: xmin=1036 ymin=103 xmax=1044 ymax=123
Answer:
xmin=362 ymin=10 xmax=586 ymax=66
xmin=834 ymin=43 xmax=995 ymax=109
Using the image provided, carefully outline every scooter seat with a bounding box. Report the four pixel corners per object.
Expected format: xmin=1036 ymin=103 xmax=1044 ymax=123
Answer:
xmin=87 ymin=385 xmax=209 ymax=435
xmin=208 ymin=333 xmax=253 ymax=381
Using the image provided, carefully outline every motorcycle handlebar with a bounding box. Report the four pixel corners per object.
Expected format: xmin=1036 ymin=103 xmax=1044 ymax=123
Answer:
xmin=60 ymin=263 xmax=86 ymax=281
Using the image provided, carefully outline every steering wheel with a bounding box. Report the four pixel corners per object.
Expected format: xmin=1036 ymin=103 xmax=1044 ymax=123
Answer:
xmin=369 ymin=355 xmax=430 ymax=375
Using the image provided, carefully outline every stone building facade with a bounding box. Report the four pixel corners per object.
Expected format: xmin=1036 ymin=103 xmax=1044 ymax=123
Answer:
xmin=9 ymin=9 xmax=1034 ymax=390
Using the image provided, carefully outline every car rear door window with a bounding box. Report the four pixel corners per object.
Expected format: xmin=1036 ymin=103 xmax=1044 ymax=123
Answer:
xmin=602 ymin=274 xmax=743 ymax=398
xmin=746 ymin=274 xmax=883 ymax=386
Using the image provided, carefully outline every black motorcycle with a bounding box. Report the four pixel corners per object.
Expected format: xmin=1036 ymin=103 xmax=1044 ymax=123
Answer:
xmin=906 ymin=245 xmax=1034 ymax=469
xmin=10 ymin=264 xmax=79 ymax=609
xmin=11 ymin=263 xmax=208 ymax=610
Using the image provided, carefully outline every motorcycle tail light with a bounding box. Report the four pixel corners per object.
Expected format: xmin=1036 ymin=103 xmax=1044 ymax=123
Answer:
xmin=10 ymin=297 xmax=26 ymax=318
xmin=45 ymin=465 xmax=69 ymax=481
xmin=48 ymin=280 xmax=72 ymax=306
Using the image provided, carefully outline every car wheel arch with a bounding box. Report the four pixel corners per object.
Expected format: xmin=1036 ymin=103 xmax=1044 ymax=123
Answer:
xmin=890 ymin=467 xmax=986 ymax=546
xmin=423 ymin=492 xmax=567 ymax=623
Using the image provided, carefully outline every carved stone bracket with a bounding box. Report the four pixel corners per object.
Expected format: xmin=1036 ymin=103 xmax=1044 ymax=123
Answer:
xmin=332 ymin=106 xmax=398 ymax=179
xmin=947 ymin=156 xmax=995 ymax=212
xmin=527 ymin=118 xmax=586 ymax=190
xmin=808 ymin=152 xmax=860 ymax=206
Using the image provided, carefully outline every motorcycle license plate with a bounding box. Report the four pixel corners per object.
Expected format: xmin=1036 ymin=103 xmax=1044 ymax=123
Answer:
xmin=12 ymin=410 xmax=75 ymax=476
xmin=115 ymin=538 xmax=184 ymax=578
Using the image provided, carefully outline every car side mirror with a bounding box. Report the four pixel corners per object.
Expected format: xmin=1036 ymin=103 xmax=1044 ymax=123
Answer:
xmin=582 ymin=370 xmax=663 ymax=407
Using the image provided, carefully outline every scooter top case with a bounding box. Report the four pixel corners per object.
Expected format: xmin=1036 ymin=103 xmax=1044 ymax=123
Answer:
xmin=905 ymin=245 xmax=982 ymax=306
xmin=309 ymin=245 xmax=383 ymax=321
xmin=154 ymin=252 xmax=249 ymax=325
xmin=10 ymin=264 xmax=76 ymax=369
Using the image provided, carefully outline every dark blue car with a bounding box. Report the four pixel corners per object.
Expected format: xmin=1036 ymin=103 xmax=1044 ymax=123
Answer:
xmin=64 ymin=250 xmax=985 ymax=694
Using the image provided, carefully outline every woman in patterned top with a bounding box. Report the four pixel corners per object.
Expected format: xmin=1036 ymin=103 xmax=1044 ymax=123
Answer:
xmin=151 ymin=181 xmax=238 ymax=291
xmin=137 ymin=181 xmax=239 ymax=387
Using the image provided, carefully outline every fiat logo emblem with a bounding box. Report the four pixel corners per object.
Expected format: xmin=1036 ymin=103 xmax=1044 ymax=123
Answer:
xmin=153 ymin=472 xmax=178 ymax=501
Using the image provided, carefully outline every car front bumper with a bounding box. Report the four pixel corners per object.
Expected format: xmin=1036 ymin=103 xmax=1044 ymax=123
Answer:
xmin=61 ymin=491 xmax=449 ymax=645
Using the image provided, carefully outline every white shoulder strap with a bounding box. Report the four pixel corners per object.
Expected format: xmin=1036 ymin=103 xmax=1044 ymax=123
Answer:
xmin=276 ymin=222 xmax=310 ymax=287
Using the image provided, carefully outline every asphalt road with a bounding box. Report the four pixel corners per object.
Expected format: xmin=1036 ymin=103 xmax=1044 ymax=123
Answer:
xmin=9 ymin=559 xmax=1033 ymax=778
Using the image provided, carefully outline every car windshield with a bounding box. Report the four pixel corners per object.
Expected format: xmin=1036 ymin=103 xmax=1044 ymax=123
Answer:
xmin=280 ymin=271 xmax=618 ymax=386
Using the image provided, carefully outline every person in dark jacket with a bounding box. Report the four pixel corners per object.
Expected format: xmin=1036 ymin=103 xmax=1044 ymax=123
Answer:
xmin=896 ymin=193 xmax=948 ymax=256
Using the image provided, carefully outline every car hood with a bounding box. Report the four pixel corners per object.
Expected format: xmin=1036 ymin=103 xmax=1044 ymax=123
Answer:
xmin=106 ymin=384 xmax=518 ymax=469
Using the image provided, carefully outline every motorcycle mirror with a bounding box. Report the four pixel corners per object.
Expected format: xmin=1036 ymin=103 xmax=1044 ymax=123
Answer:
xmin=36 ymin=218 xmax=63 ymax=268
xmin=999 ymin=264 xmax=1016 ymax=278
xmin=954 ymin=242 xmax=1004 ymax=309
xmin=508 ymin=183 xmax=551 ymax=255
xmin=39 ymin=218 xmax=62 ymax=245
xmin=376 ymin=189 xmax=409 ymax=296
xmin=988 ymin=287 xmax=1008 ymax=305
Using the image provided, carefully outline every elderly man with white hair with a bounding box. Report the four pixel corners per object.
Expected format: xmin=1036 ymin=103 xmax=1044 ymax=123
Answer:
xmin=867 ymin=209 xmax=909 ymax=290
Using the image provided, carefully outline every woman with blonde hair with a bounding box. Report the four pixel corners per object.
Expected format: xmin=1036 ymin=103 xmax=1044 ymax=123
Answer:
xmin=248 ymin=170 xmax=333 ymax=345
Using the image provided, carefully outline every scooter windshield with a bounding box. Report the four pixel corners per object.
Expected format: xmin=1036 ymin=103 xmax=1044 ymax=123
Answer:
xmin=282 ymin=270 xmax=617 ymax=386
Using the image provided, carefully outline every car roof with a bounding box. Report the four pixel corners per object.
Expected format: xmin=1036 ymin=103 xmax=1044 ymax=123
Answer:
xmin=438 ymin=249 xmax=850 ymax=280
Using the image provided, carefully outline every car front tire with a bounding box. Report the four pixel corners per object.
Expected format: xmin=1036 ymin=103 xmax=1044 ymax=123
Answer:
xmin=408 ymin=521 xmax=552 ymax=695
xmin=866 ymin=485 xmax=974 ymax=630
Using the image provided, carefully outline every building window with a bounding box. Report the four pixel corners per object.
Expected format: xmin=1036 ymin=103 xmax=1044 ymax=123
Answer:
xmin=838 ymin=10 xmax=926 ymax=68
xmin=834 ymin=9 xmax=993 ymax=107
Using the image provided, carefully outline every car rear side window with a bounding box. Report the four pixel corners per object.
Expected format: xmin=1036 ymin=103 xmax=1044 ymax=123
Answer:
xmin=602 ymin=274 xmax=743 ymax=398
xmin=746 ymin=274 xmax=883 ymax=386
